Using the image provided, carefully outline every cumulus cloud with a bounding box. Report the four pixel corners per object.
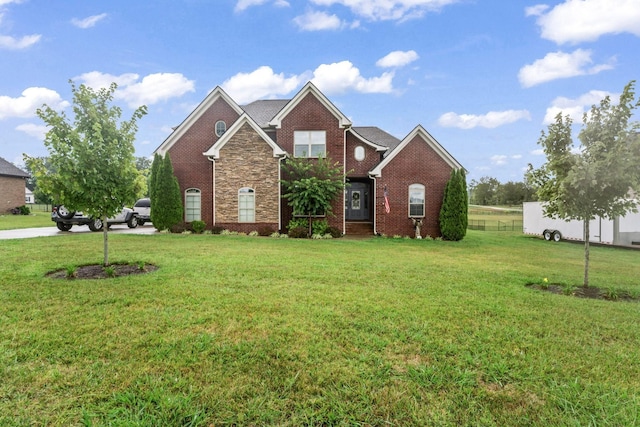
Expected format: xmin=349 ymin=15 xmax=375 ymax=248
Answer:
xmin=490 ymin=155 xmax=507 ymax=165
xmin=221 ymin=66 xmax=303 ymax=104
xmin=438 ymin=109 xmax=531 ymax=129
xmin=0 ymin=87 xmax=69 ymax=119
xmin=293 ymin=10 xmax=344 ymax=31
xmin=311 ymin=0 xmax=460 ymax=21
xmin=531 ymin=0 xmax=640 ymax=44
xmin=0 ymin=33 xmax=40 ymax=49
xmin=312 ymin=61 xmax=394 ymax=94
xmin=543 ymin=89 xmax=614 ymax=124
xmin=222 ymin=61 xmax=395 ymax=103
xmin=524 ymin=4 xmax=549 ymax=17
xmin=71 ymin=13 xmax=108 ymax=29
xmin=16 ymin=123 xmax=48 ymax=139
xmin=376 ymin=50 xmax=419 ymax=68
xmin=518 ymin=49 xmax=614 ymax=87
xmin=75 ymin=71 xmax=195 ymax=108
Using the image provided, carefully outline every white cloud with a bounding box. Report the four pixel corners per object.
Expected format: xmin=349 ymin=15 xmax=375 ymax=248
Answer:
xmin=490 ymin=155 xmax=507 ymax=165
xmin=518 ymin=49 xmax=614 ymax=88
xmin=16 ymin=123 xmax=47 ymax=139
xmin=235 ymin=0 xmax=289 ymax=12
xmin=222 ymin=61 xmax=395 ymax=103
xmin=438 ymin=109 xmax=531 ymax=129
xmin=293 ymin=10 xmax=344 ymax=31
xmin=75 ymin=71 xmax=195 ymax=108
xmin=311 ymin=0 xmax=460 ymax=21
xmin=512 ymin=154 xmax=522 ymax=160
xmin=0 ymin=33 xmax=40 ymax=49
xmin=0 ymin=87 xmax=69 ymax=119
xmin=530 ymin=149 xmax=544 ymax=155
xmin=0 ymin=0 xmax=25 ymax=5
xmin=71 ymin=13 xmax=108 ymax=29
xmin=532 ymin=0 xmax=640 ymax=44
xmin=543 ymin=89 xmax=614 ymax=124
xmin=525 ymin=4 xmax=549 ymax=17
xmin=376 ymin=50 xmax=419 ymax=68
xmin=311 ymin=61 xmax=394 ymax=94
xmin=221 ymin=66 xmax=303 ymax=104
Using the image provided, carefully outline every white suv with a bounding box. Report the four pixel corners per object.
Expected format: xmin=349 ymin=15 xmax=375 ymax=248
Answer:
xmin=52 ymin=205 xmax=139 ymax=232
xmin=133 ymin=198 xmax=151 ymax=225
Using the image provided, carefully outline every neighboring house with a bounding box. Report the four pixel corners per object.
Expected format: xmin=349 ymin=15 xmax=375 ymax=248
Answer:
xmin=154 ymin=82 xmax=463 ymax=237
xmin=25 ymin=188 xmax=35 ymax=204
xmin=0 ymin=156 xmax=30 ymax=213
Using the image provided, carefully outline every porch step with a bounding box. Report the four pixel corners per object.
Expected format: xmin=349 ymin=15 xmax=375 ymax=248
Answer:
xmin=345 ymin=221 xmax=374 ymax=236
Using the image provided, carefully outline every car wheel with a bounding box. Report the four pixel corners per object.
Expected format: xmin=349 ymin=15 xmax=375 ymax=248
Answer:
xmin=57 ymin=205 xmax=76 ymax=220
xmin=552 ymin=231 xmax=562 ymax=242
xmin=127 ymin=216 xmax=138 ymax=228
xmin=138 ymin=220 xmax=145 ymax=226
xmin=88 ymin=218 xmax=103 ymax=232
xmin=56 ymin=222 xmax=72 ymax=231
xmin=543 ymin=230 xmax=553 ymax=241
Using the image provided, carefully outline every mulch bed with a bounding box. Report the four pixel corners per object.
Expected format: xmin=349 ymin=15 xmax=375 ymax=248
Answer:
xmin=47 ymin=263 xmax=158 ymax=280
xmin=526 ymin=283 xmax=639 ymax=302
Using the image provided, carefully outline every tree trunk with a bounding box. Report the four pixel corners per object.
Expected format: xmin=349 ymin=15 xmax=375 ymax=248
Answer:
xmin=103 ymin=215 xmax=109 ymax=266
xmin=583 ymin=218 xmax=590 ymax=288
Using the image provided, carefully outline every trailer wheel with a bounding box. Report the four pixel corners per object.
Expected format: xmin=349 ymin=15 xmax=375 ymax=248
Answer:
xmin=543 ymin=230 xmax=553 ymax=241
xmin=552 ymin=231 xmax=562 ymax=242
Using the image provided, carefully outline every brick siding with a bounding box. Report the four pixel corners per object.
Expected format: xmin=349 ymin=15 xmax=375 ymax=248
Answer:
xmin=0 ymin=176 xmax=26 ymax=212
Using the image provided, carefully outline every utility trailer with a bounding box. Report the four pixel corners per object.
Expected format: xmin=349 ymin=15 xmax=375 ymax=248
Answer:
xmin=522 ymin=201 xmax=640 ymax=247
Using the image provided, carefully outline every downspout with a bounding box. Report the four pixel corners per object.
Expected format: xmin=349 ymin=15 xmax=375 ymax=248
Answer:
xmin=207 ymin=156 xmax=216 ymax=225
xmin=343 ymin=127 xmax=348 ymax=235
xmin=278 ymin=154 xmax=287 ymax=232
xmin=371 ymin=175 xmax=377 ymax=235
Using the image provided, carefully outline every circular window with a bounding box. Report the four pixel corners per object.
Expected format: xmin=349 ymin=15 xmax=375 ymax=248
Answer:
xmin=354 ymin=145 xmax=365 ymax=161
xmin=215 ymin=120 xmax=226 ymax=137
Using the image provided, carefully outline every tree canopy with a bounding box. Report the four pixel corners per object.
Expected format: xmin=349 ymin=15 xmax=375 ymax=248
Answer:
xmin=527 ymin=80 xmax=640 ymax=287
xmin=25 ymin=81 xmax=147 ymax=265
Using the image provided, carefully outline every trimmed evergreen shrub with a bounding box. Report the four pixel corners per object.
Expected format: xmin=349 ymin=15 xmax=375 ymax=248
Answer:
xmin=439 ymin=169 xmax=468 ymax=241
xmin=288 ymin=226 xmax=309 ymax=238
xmin=190 ymin=220 xmax=206 ymax=234
xmin=152 ymin=154 xmax=183 ymax=231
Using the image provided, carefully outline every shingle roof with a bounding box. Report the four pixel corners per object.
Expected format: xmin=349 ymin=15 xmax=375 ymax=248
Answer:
xmin=242 ymin=100 xmax=289 ymax=127
xmin=0 ymin=157 xmax=29 ymax=178
xmin=351 ymin=126 xmax=401 ymax=153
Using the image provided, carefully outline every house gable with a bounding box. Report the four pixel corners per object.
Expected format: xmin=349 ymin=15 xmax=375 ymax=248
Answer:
xmin=155 ymin=86 xmax=243 ymax=156
xmin=369 ymin=125 xmax=462 ymax=177
xmin=203 ymin=113 xmax=286 ymax=159
xmin=268 ymin=82 xmax=351 ymax=129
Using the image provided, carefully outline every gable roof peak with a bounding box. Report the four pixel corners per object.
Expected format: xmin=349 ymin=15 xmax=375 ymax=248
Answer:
xmin=268 ymin=81 xmax=352 ymax=129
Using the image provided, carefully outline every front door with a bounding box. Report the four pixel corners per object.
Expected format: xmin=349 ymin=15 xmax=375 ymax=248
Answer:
xmin=346 ymin=182 xmax=370 ymax=221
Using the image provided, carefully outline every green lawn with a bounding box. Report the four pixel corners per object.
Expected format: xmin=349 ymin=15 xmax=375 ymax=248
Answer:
xmin=0 ymin=210 xmax=52 ymax=230
xmin=1 ymin=232 xmax=639 ymax=426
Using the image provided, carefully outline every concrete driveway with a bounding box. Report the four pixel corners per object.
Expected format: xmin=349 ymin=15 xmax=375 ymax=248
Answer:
xmin=0 ymin=224 xmax=158 ymax=240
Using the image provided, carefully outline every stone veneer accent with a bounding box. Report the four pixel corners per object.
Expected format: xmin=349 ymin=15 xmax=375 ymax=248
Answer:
xmin=214 ymin=122 xmax=281 ymax=225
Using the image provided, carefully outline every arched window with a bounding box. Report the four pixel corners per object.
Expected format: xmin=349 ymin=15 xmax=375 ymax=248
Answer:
xmin=215 ymin=120 xmax=226 ymax=137
xmin=238 ymin=187 xmax=255 ymax=222
xmin=408 ymin=184 xmax=425 ymax=217
xmin=185 ymin=188 xmax=201 ymax=222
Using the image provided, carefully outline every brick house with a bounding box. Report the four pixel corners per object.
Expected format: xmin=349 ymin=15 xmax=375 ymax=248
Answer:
xmin=0 ymin=156 xmax=30 ymax=213
xmin=154 ymin=82 xmax=463 ymax=237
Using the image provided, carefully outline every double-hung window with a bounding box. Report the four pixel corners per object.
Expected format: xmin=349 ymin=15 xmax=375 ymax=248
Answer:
xmin=238 ymin=187 xmax=255 ymax=222
xmin=185 ymin=188 xmax=201 ymax=221
xmin=408 ymin=184 xmax=425 ymax=217
xmin=294 ymin=131 xmax=326 ymax=158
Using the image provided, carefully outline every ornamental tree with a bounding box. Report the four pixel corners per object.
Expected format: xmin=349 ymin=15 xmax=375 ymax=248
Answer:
xmin=439 ymin=168 xmax=468 ymax=241
xmin=25 ymin=82 xmax=147 ymax=266
xmin=527 ymin=80 xmax=640 ymax=287
xmin=151 ymin=153 xmax=183 ymax=231
xmin=281 ymin=155 xmax=346 ymax=236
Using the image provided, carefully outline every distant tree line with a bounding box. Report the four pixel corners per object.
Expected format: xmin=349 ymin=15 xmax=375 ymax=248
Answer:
xmin=468 ymin=177 xmax=536 ymax=206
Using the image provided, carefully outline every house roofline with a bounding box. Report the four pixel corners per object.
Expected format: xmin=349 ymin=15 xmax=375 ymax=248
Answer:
xmin=348 ymin=128 xmax=388 ymax=152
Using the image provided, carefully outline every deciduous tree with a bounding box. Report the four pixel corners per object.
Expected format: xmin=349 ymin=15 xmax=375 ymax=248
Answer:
xmin=25 ymin=82 xmax=147 ymax=266
xmin=527 ymin=81 xmax=640 ymax=287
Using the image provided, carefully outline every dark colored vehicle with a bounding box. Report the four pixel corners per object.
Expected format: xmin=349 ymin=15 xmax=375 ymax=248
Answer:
xmin=52 ymin=205 xmax=139 ymax=232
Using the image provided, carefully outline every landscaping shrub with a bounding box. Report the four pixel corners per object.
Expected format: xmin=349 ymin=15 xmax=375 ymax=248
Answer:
xmin=312 ymin=219 xmax=329 ymax=235
xmin=327 ymin=226 xmax=343 ymax=238
xmin=10 ymin=205 xmax=30 ymax=215
xmin=210 ymin=226 xmax=224 ymax=235
xmin=190 ymin=220 xmax=206 ymax=234
xmin=288 ymin=226 xmax=308 ymax=238
xmin=258 ymin=226 xmax=274 ymax=236
xmin=170 ymin=222 xmax=187 ymax=233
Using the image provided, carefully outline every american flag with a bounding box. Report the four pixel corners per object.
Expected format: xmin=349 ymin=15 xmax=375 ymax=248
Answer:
xmin=384 ymin=186 xmax=390 ymax=214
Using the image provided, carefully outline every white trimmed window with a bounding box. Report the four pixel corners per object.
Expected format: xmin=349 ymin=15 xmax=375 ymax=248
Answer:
xmin=408 ymin=184 xmax=425 ymax=217
xmin=185 ymin=188 xmax=201 ymax=222
xmin=215 ymin=120 xmax=226 ymax=137
xmin=238 ymin=187 xmax=255 ymax=222
xmin=294 ymin=130 xmax=326 ymax=158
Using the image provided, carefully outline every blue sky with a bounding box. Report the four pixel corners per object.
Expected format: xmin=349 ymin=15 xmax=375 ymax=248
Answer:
xmin=1 ymin=0 xmax=639 ymax=183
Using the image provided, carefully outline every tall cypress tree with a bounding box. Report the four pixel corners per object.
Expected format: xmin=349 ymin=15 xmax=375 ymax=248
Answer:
xmin=149 ymin=153 xmax=162 ymax=220
xmin=439 ymin=169 xmax=468 ymax=241
xmin=153 ymin=154 xmax=183 ymax=231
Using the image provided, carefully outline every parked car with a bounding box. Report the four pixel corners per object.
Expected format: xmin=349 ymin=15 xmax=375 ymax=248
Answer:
xmin=133 ymin=198 xmax=151 ymax=225
xmin=51 ymin=205 xmax=139 ymax=232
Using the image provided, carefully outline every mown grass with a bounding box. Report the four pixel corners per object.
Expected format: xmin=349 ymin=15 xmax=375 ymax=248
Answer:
xmin=0 ymin=210 xmax=52 ymax=230
xmin=1 ymin=231 xmax=639 ymax=426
